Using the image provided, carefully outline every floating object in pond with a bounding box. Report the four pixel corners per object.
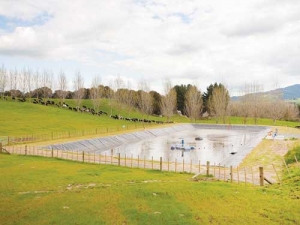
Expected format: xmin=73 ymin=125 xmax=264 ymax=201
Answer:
xmin=230 ymin=152 xmax=237 ymax=155
xmin=170 ymin=144 xmax=195 ymax=151
xmin=195 ymin=136 xmax=203 ymax=141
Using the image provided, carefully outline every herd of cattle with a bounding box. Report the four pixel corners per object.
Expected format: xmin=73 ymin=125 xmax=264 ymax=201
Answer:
xmin=4 ymin=96 xmax=168 ymax=124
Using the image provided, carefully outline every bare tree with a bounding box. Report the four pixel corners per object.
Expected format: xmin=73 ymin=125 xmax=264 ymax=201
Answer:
xmin=185 ymin=85 xmax=203 ymax=122
xmin=41 ymin=70 xmax=53 ymax=99
xmin=90 ymin=75 xmax=102 ymax=112
xmin=284 ymin=103 xmax=299 ymax=121
xmin=208 ymin=84 xmax=230 ymax=123
xmin=33 ymin=69 xmax=41 ymax=99
xmin=113 ymin=75 xmax=125 ymax=117
xmin=9 ymin=68 xmax=19 ymax=99
xmin=73 ymin=71 xmax=85 ymax=110
xmin=26 ymin=68 xmax=33 ymax=101
xmin=123 ymin=81 xmax=136 ymax=118
xmin=160 ymin=79 xmax=177 ymax=122
xmin=239 ymin=82 xmax=264 ymax=124
xmin=0 ymin=64 xmax=7 ymax=98
xmin=138 ymin=79 xmax=153 ymax=120
xmin=57 ymin=70 xmax=68 ymax=105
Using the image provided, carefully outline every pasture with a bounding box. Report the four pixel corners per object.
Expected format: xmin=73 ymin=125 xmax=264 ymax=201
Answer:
xmin=1 ymin=98 xmax=300 ymax=224
xmin=0 ymin=154 xmax=299 ymax=225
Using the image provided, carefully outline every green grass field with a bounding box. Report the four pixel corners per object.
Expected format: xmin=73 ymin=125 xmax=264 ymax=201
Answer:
xmin=0 ymin=154 xmax=299 ymax=225
xmin=1 ymin=98 xmax=299 ymax=137
xmin=1 ymin=98 xmax=300 ymax=224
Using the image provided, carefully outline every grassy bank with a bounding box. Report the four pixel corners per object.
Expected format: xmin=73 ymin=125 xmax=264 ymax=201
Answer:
xmin=1 ymin=99 xmax=299 ymax=138
xmin=0 ymin=154 xmax=299 ymax=225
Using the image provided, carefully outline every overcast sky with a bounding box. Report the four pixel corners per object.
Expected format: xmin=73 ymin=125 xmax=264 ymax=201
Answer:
xmin=0 ymin=0 xmax=299 ymax=95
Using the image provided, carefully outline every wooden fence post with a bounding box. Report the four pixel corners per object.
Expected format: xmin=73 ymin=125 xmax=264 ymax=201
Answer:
xmin=118 ymin=153 xmax=120 ymax=166
xmin=223 ymin=165 xmax=226 ymax=181
xmin=206 ymin=161 xmax=210 ymax=176
xmin=244 ymin=168 xmax=247 ymax=185
xmin=259 ymin=167 xmax=264 ymax=186
xmin=272 ymin=163 xmax=281 ymax=184
xmin=230 ymin=166 xmax=233 ymax=183
xmin=82 ymin=151 xmax=85 ymax=163
xmin=151 ymin=156 xmax=153 ymax=170
xmin=237 ymin=167 xmax=240 ymax=184
xmin=160 ymin=157 xmax=162 ymax=171
xmin=251 ymin=167 xmax=254 ymax=185
xmin=282 ymin=158 xmax=290 ymax=175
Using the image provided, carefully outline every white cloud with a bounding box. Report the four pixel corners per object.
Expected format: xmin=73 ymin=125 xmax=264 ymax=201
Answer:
xmin=0 ymin=0 xmax=299 ymax=94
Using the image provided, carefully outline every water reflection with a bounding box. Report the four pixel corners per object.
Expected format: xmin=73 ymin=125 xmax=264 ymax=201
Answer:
xmin=103 ymin=128 xmax=258 ymax=164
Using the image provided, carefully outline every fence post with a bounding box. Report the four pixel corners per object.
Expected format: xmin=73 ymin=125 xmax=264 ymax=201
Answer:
xmin=198 ymin=160 xmax=201 ymax=173
xmin=282 ymin=158 xmax=290 ymax=175
xmin=272 ymin=163 xmax=281 ymax=184
xmin=82 ymin=151 xmax=85 ymax=163
xmin=151 ymin=156 xmax=153 ymax=169
xmin=25 ymin=145 xmax=27 ymax=156
xmin=259 ymin=167 xmax=264 ymax=186
xmin=160 ymin=157 xmax=162 ymax=171
xmin=237 ymin=167 xmax=240 ymax=183
xmin=206 ymin=161 xmax=210 ymax=176
xmin=244 ymin=168 xmax=247 ymax=185
xmin=251 ymin=167 xmax=254 ymax=185
xmin=51 ymin=147 xmax=53 ymax=158
xmin=118 ymin=153 xmax=120 ymax=166
xmin=230 ymin=166 xmax=233 ymax=183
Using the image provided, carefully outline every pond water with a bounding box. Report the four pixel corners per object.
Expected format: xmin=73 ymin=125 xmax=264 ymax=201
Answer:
xmin=44 ymin=124 xmax=268 ymax=166
xmin=104 ymin=127 xmax=261 ymax=165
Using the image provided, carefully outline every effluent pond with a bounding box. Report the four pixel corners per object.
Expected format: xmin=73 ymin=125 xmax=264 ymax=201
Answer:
xmin=45 ymin=124 xmax=268 ymax=166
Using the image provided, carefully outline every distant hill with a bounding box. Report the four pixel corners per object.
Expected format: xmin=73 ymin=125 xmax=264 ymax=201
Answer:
xmin=231 ymin=84 xmax=300 ymax=101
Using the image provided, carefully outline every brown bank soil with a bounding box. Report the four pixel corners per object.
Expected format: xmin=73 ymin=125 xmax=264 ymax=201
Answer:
xmin=239 ymin=126 xmax=300 ymax=183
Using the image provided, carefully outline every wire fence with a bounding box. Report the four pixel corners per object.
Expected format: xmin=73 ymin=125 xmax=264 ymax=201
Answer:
xmin=1 ymin=144 xmax=295 ymax=186
xmin=0 ymin=123 xmax=157 ymax=146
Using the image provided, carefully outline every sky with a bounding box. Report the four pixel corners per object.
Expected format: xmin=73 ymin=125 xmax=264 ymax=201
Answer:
xmin=0 ymin=0 xmax=299 ymax=95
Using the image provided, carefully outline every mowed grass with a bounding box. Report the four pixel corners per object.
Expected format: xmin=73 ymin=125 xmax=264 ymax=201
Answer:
xmin=0 ymin=154 xmax=299 ymax=225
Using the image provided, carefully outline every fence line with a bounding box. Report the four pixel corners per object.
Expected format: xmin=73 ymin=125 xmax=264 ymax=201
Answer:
xmin=2 ymin=144 xmax=289 ymax=186
xmin=1 ymin=123 xmax=157 ymax=146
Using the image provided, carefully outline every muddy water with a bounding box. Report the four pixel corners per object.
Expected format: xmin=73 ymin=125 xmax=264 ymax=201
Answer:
xmin=104 ymin=128 xmax=258 ymax=164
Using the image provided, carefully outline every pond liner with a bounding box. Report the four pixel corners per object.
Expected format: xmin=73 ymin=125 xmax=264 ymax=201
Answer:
xmin=40 ymin=124 xmax=269 ymax=161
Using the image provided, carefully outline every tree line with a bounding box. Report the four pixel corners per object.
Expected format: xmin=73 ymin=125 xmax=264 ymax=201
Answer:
xmin=0 ymin=65 xmax=299 ymax=123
